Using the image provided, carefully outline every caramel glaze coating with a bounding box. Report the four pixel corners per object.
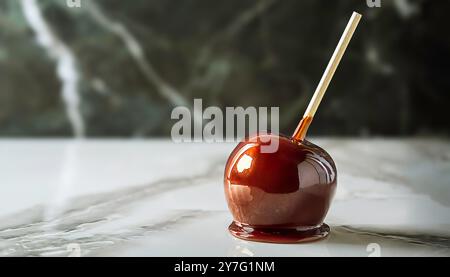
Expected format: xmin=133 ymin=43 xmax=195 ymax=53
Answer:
xmin=224 ymin=134 xmax=337 ymax=229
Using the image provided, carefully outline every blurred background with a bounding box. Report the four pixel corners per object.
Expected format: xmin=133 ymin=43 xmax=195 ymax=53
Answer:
xmin=0 ymin=0 xmax=448 ymax=138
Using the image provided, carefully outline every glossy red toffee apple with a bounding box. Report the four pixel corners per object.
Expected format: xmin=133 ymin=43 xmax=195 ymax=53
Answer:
xmin=224 ymin=133 xmax=337 ymax=243
xmin=224 ymin=12 xmax=362 ymax=243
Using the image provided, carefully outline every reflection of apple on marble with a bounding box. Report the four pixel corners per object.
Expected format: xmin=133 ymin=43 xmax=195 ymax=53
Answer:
xmin=223 ymin=12 xmax=362 ymax=243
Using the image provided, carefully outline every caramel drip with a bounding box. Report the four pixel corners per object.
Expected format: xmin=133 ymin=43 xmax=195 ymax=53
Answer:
xmin=292 ymin=116 xmax=313 ymax=141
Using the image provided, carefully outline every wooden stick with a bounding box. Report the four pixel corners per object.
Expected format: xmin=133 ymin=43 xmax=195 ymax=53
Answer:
xmin=293 ymin=12 xmax=362 ymax=141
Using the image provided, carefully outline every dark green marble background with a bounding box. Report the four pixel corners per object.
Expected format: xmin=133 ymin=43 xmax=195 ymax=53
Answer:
xmin=0 ymin=0 xmax=448 ymax=137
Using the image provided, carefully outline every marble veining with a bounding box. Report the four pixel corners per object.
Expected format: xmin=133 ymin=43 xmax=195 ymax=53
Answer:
xmin=0 ymin=139 xmax=449 ymax=256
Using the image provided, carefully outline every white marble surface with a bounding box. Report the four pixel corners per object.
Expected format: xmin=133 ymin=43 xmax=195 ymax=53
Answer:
xmin=0 ymin=138 xmax=449 ymax=257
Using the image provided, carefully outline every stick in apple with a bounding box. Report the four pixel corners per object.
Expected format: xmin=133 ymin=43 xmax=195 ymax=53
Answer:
xmin=292 ymin=12 xmax=362 ymax=141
